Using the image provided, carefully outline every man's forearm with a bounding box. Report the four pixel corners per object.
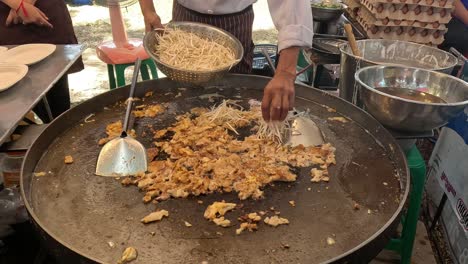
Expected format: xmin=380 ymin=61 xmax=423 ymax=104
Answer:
xmin=276 ymin=47 xmax=300 ymax=77
xmin=2 ymin=0 xmax=20 ymax=9
xmin=139 ymin=0 xmax=156 ymax=16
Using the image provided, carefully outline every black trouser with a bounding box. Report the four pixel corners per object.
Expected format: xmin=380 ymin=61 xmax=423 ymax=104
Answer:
xmin=440 ymin=17 xmax=468 ymax=54
xmin=33 ymin=75 xmax=71 ymax=122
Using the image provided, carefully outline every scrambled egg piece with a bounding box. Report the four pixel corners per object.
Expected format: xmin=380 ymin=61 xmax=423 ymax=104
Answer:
xmin=118 ymin=247 xmax=137 ymax=264
xmin=264 ymin=216 xmax=289 ymax=227
xmin=328 ymin=117 xmax=348 ymax=123
xmin=133 ymin=104 xmax=165 ymax=118
xmin=213 ymin=217 xmax=231 ymax=227
xmin=236 ymin=223 xmax=258 ymax=235
xmin=204 ymin=202 xmax=236 ymax=220
xmin=64 ymin=155 xmax=73 ymax=164
xmin=98 ymin=121 xmax=136 ymax=145
xmin=247 ymin=213 xmax=261 ymax=222
xmin=34 ymin=171 xmax=46 ymax=177
xmin=141 ymin=210 xmax=169 ymax=224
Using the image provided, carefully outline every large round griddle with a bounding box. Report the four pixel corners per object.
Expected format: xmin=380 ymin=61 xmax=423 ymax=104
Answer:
xmin=21 ymin=75 xmax=409 ymax=264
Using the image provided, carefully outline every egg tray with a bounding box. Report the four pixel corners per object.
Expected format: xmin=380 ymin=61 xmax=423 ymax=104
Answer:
xmin=355 ymin=16 xmax=446 ymax=44
xmin=344 ymin=0 xmax=362 ymax=10
xmin=363 ymin=0 xmax=454 ymax=9
xmin=360 ymin=0 xmax=453 ymax=23
xmin=358 ymin=5 xmax=447 ymax=30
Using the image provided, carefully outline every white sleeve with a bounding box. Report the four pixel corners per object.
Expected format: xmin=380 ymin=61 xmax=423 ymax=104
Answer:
xmin=267 ymin=0 xmax=314 ymax=52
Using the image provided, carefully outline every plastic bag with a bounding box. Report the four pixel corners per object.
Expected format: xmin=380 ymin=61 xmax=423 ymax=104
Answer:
xmin=0 ymin=187 xmax=28 ymax=238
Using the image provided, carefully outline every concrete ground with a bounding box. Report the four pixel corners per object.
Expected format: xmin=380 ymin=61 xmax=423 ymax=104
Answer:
xmin=67 ymin=0 xmax=277 ymax=104
xmin=372 ymin=221 xmax=437 ymax=264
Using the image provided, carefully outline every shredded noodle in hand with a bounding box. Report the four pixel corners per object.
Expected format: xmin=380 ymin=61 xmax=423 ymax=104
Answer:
xmin=155 ymin=28 xmax=237 ymax=71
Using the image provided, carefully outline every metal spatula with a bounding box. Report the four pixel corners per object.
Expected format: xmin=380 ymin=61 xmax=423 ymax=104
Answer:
xmin=261 ymin=49 xmax=325 ymax=147
xmin=95 ymin=59 xmax=148 ymax=177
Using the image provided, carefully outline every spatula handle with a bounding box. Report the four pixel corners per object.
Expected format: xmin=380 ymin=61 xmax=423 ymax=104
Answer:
xmin=344 ymin=24 xmax=361 ymax=57
xmin=123 ymin=58 xmax=142 ymax=135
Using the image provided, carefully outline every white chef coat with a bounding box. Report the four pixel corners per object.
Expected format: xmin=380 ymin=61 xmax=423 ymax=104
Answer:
xmin=177 ymin=0 xmax=313 ymax=51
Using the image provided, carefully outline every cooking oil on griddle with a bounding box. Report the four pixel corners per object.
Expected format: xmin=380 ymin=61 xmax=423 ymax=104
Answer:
xmin=376 ymin=87 xmax=447 ymax=104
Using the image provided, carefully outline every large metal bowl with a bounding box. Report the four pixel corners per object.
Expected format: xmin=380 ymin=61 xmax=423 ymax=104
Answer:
xmin=143 ymin=22 xmax=243 ymax=84
xmin=339 ymin=39 xmax=459 ymax=103
xmin=311 ymin=5 xmax=344 ymax=22
xmin=355 ymin=65 xmax=468 ymax=132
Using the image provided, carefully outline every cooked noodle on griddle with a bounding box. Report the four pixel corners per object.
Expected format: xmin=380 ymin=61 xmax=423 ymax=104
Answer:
xmin=120 ymin=100 xmax=336 ymax=202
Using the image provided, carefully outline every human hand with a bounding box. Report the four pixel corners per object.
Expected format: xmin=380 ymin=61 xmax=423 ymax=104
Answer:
xmin=261 ymin=71 xmax=296 ymax=122
xmin=17 ymin=2 xmax=53 ymax=28
xmin=5 ymin=9 xmax=21 ymax=26
xmin=5 ymin=0 xmax=38 ymax=26
xmin=143 ymin=11 xmax=163 ymax=32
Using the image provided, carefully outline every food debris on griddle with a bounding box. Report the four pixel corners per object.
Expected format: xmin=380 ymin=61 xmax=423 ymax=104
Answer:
xmin=289 ymin=200 xmax=296 ymax=207
xmin=328 ymin=117 xmax=348 ymax=123
xmin=98 ymin=121 xmax=136 ymax=146
xmin=281 ymin=242 xmax=290 ymax=249
xmin=204 ymin=201 xmax=236 ymax=220
xmin=236 ymin=222 xmax=258 ymax=235
xmin=34 ymin=171 xmax=46 ymax=177
xmin=353 ymin=202 xmax=361 ymax=210
xmin=184 ymin=221 xmax=192 ymax=227
xmin=213 ymin=217 xmax=231 ymax=227
xmin=133 ymin=104 xmax=165 ymax=118
xmin=118 ymin=247 xmax=137 ymax=263
xmin=141 ymin=210 xmax=169 ymax=224
xmin=64 ymin=155 xmax=73 ymax=164
xmin=247 ymin=212 xmax=261 ymax=222
xmin=264 ymin=216 xmax=289 ymax=227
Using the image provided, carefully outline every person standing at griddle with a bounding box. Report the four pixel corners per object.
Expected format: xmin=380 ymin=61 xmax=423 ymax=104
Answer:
xmin=138 ymin=0 xmax=313 ymax=122
xmin=0 ymin=0 xmax=84 ymax=122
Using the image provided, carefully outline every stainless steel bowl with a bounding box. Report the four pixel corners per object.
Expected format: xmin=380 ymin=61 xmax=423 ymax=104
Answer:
xmin=355 ymin=65 xmax=468 ymax=132
xmin=311 ymin=5 xmax=344 ymax=22
xmin=339 ymin=39 xmax=459 ymax=103
xmin=143 ymin=22 xmax=243 ymax=84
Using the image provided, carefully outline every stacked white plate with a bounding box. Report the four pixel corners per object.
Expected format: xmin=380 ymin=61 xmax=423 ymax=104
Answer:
xmin=0 ymin=44 xmax=56 ymax=92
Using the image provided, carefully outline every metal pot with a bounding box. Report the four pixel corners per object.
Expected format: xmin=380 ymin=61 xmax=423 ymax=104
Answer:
xmin=338 ymin=39 xmax=458 ymax=103
xmin=311 ymin=6 xmax=344 ymax=22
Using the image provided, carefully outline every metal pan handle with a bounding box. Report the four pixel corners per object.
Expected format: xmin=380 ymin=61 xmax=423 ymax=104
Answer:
xmin=122 ymin=58 xmax=142 ymax=136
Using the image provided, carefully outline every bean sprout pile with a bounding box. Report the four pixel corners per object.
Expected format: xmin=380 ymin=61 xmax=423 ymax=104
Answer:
xmin=155 ymin=28 xmax=237 ymax=71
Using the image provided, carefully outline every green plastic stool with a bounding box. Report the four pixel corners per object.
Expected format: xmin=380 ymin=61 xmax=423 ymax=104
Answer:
xmin=107 ymin=58 xmax=158 ymax=89
xmin=386 ymin=145 xmax=426 ymax=264
xmin=297 ymin=50 xmax=313 ymax=85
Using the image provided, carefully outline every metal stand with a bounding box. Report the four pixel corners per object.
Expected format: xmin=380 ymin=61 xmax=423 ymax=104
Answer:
xmin=41 ymin=97 xmax=54 ymax=123
xmin=429 ymin=194 xmax=448 ymax=231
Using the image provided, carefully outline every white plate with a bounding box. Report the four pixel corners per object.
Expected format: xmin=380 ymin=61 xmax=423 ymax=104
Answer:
xmin=0 ymin=64 xmax=29 ymax=92
xmin=0 ymin=46 xmax=7 ymax=53
xmin=0 ymin=44 xmax=56 ymax=65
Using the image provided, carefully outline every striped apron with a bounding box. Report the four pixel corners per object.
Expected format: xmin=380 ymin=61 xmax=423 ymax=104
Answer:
xmin=172 ymin=1 xmax=255 ymax=74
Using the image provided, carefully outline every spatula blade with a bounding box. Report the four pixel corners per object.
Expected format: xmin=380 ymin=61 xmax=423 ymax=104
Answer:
xmin=95 ymin=137 xmax=148 ymax=177
xmin=285 ymin=116 xmax=325 ymax=147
